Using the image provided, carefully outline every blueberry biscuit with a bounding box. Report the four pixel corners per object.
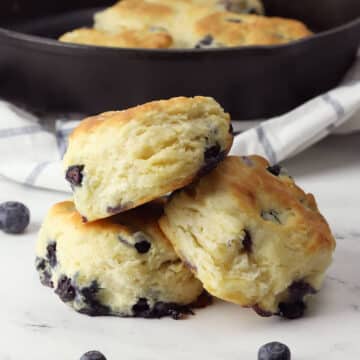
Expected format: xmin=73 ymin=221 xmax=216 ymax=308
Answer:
xmin=93 ymin=0 xmax=215 ymax=48
xmin=59 ymin=27 xmax=173 ymax=49
xmin=159 ymin=156 xmax=335 ymax=318
xmin=63 ymin=0 xmax=310 ymax=49
xmin=63 ymin=96 xmax=233 ymax=222
xmin=94 ymin=0 xmax=264 ymax=36
xmin=193 ymin=12 xmax=312 ymax=48
xmin=89 ymin=0 xmax=311 ymax=49
xmin=35 ymin=200 xmax=204 ymax=319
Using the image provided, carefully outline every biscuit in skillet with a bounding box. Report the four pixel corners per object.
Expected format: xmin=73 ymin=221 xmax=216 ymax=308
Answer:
xmin=93 ymin=0 xmax=264 ymax=48
xmin=193 ymin=12 xmax=313 ymax=48
xmin=94 ymin=0 xmax=214 ymax=48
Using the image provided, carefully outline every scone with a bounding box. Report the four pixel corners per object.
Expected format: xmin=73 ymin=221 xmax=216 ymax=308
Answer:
xmin=59 ymin=27 xmax=173 ymax=49
xmin=193 ymin=12 xmax=312 ymax=48
xmin=93 ymin=0 xmax=215 ymax=48
xmin=63 ymin=96 xmax=233 ymax=222
xmin=35 ymin=200 xmax=205 ymax=319
xmin=159 ymin=156 xmax=335 ymax=318
xmin=88 ymin=0 xmax=311 ymax=49
xmin=94 ymin=0 xmax=264 ymax=34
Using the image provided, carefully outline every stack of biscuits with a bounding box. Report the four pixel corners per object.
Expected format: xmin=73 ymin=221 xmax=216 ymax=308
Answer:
xmin=36 ymin=96 xmax=335 ymax=320
xmin=59 ymin=0 xmax=312 ymax=49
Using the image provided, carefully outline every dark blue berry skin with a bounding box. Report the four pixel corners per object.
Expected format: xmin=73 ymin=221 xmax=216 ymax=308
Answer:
xmin=258 ymin=342 xmax=291 ymax=360
xmin=242 ymin=230 xmax=252 ymax=253
xmin=0 ymin=202 xmax=30 ymax=234
xmin=65 ymin=165 xmax=84 ymax=187
xmin=267 ymin=165 xmax=282 ymax=177
xmin=134 ymin=240 xmax=151 ymax=254
xmin=195 ymin=34 xmax=213 ymax=49
xmin=80 ymin=350 xmax=106 ymax=360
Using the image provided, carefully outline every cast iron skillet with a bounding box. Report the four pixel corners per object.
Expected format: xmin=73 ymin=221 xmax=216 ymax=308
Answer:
xmin=0 ymin=0 xmax=359 ymax=119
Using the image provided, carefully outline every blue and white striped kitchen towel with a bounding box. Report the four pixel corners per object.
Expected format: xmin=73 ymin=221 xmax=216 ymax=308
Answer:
xmin=0 ymin=52 xmax=359 ymax=193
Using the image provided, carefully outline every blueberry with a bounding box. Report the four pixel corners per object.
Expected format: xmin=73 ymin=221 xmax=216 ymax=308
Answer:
xmin=40 ymin=270 xmax=54 ymax=288
xmin=132 ymin=298 xmax=150 ymax=317
xmin=242 ymin=230 xmax=252 ymax=253
xmin=35 ymin=257 xmax=54 ymax=288
xmin=253 ymin=305 xmax=273 ymax=317
xmin=133 ymin=232 xmax=151 ymax=254
xmin=276 ymin=281 xmax=316 ymax=319
xmin=80 ymin=350 xmax=107 ymax=360
xmin=258 ymin=342 xmax=291 ymax=360
xmin=55 ymin=275 xmax=76 ymax=302
xmin=78 ymin=281 xmax=110 ymax=317
xmin=197 ymin=143 xmax=226 ymax=177
xmin=195 ymin=34 xmax=213 ymax=49
xmin=267 ymin=165 xmax=282 ymax=177
xmin=65 ymin=165 xmax=84 ymax=187
xmin=288 ymin=281 xmax=316 ymax=300
xmin=134 ymin=240 xmax=151 ymax=254
xmin=132 ymin=298 xmax=193 ymax=320
xmin=191 ymin=291 xmax=213 ymax=309
xmin=278 ymin=300 xmax=306 ymax=319
xmin=151 ymin=302 xmax=193 ymax=320
xmin=0 ymin=201 xmax=30 ymax=234
xmin=46 ymin=242 xmax=57 ymax=267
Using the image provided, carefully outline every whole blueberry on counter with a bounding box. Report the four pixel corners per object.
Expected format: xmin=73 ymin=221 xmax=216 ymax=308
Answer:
xmin=258 ymin=342 xmax=291 ymax=360
xmin=0 ymin=201 xmax=30 ymax=234
xmin=80 ymin=350 xmax=106 ymax=360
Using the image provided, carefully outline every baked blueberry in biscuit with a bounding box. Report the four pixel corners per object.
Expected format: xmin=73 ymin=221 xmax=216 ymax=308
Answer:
xmin=35 ymin=200 xmax=205 ymax=319
xmin=159 ymin=155 xmax=336 ymax=318
xmin=195 ymin=34 xmax=215 ymax=48
xmin=63 ymin=96 xmax=233 ymax=222
xmin=65 ymin=165 xmax=84 ymax=187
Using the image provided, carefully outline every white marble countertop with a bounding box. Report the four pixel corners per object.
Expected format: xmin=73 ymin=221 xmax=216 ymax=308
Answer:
xmin=0 ymin=133 xmax=359 ymax=360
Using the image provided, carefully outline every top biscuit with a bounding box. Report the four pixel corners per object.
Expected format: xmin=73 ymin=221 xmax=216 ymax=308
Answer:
xmin=63 ymin=96 xmax=233 ymax=222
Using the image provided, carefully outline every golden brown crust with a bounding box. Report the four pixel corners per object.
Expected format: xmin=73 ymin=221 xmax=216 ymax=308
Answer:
xmin=88 ymin=0 xmax=311 ymax=48
xmin=64 ymin=96 xmax=233 ymax=222
xmin=109 ymin=0 xmax=175 ymax=20
xmin=70 ymin=96 xmax=231 ymax=140
xmin=203 ymin=156 xmax=335 ymax=251
xmin=159 ymin=155 xmax=335 ymax=314
xmin=50 ymin=200 xmax=166 ymax=238
xmin=59 ymin=27 xmax=173 ymax=49
xmin=194 ymin=12 xmax=312 ymax=47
